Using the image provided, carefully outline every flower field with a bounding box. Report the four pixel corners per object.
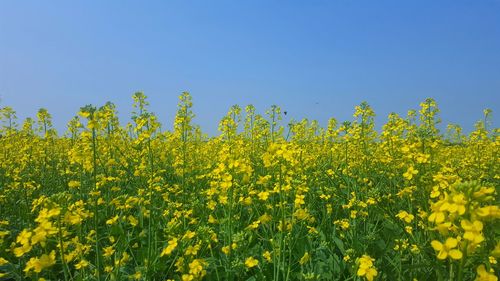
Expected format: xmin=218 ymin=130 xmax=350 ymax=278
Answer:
xmin=0 ymin=93 xmax=498 ymax=281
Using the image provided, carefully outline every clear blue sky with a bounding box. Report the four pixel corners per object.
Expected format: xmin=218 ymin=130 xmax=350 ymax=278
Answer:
xmin=0 ymin=0 xmax=499 ymax=135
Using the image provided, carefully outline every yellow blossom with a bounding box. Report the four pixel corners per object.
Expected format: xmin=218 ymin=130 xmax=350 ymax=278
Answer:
xmin=357 ymin=255 xmax=378 ymax=281
xmin=263 ymin=251 xmax=272 ymax=262
xmin=103 ymin=246 xmax=115 ymax=258
xmin=431 ymin=237 xmax=462 ymax=260
xmin=461 ymin=220 xmax=484 ymax=245
xmin=245 ymin=257 xmax=259 ymax=268
xmin=299 ymin=252 xmax=310 ymax=265
xmin=403 ymin=166 xmax=418 ymax=180
xmin=475 ymin=264 xmax=497 ymax=281
xmin=24 ymin=250 xmax=56 ymax=273
xmin=258 ymin=191 xmax=270 ymax=201
xmin=161 ymin=238 xmax=178 ymax=256
xmin=396 ymin=210 xmax=415 ymax=223
xmin=75 ymin=259 xmax=89 ymax=269
xmin=106 ymin=215 xmax=119 ymax=225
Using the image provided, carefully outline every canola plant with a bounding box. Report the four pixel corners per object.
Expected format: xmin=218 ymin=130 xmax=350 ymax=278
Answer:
xmin=0 ymin=93 xmax=498 ymax=281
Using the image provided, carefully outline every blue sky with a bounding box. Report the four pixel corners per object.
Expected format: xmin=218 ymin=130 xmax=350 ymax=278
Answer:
xmin=0 ymin=0 xmax=499 ymax=135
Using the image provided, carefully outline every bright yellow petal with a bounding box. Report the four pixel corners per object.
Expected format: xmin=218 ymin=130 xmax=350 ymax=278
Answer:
xmin=449 ymin=249 xmax=462 ymax=260
xmin=463 ymin=232 xmax=475 ymax=241
xmin=460 ymin=220 xmax=472 ymax=230
xmin=357 ymin=268 xmax=366 ymax=276
xmin=368 ymin=268 xmax=378 ymax=277
xmin=445 ymin=237 xmax=458 ymax=248
xmin=477 ymin=264 xmax=487 ymax=275
xmin=437 ymin=250 xmax=448 ymax=260
xmin=436 ymin=212 xmax=445 ymax=223
xmin=431 ymin=240 xmax=443 ymax=251
xmin=473 ymin=221 xmax=483 ymax=231
xmin=439 ymin=202 xmax=450 ymax=212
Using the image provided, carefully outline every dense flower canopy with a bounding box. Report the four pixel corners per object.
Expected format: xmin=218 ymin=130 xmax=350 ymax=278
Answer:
xmin=0 ymin=93 xmax=498 ymax=280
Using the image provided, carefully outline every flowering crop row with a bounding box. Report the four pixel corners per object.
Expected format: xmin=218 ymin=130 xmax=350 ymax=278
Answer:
xmin=0 ymin=93 xmax=498 ymax=281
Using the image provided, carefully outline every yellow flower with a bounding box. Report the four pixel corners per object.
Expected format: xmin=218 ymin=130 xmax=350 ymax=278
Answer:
xmin=106 ymin=215 xmax=119 ymax=225
xmin=128 ymin=215 xmax=138 ymax=227
xmin=357 ymin=255 xmax=378 ymax=281
xmin=36 ymin=207 xmax=61 ymax=220
xmin=428 ymin=211 xmax=445 ymax=224
xmin=307 ymin=226 xmax=318 ymax=234
xmin=247 ymin=220 xmax=260 ymax=230
xmin=32 ymin=220 xmax=58 ymax=245
xmin=75 ymin=259 xmax=89 ymax=269
xmin=79 ymin=111 xmax=91 ymax=118
xmin=258 ymin=191 xmax=270 ymax=201
xmin=68 ymin=180 xmax=81 ymax=188
xmin=103 ymin=246 xmax=115 ymax=258
xmin=13 ymin=243 xmax=32 ymax=257
xmin=461 ymin=220 xmax=484 ymax=244
xmin=208 ymin=215 xmax=217 ymax=224
xmin=403 ymin=166 xmax=418 ymax=180
xmin=405 ymin=226 xmax=413 ymax=234
xmin=263 ymin=251 xmax=272 ymax=262
xmin=24 ymin=250 xmax=56 ymax=273
xmin=299 ymin=252 xmax=310 ymax=265
xmin=242 ymin=196 xmax=252 ymax=205
xmin=161 ymin=238 xmax=178 ymax=256
xmin=256 ymin=175 xmax=271 ymax=185
xmin=16 ymin=229 xmax=32 ymax=246
xmin=430 ymin=186 xmax=441 ymax=198
xmin=0 ymin=230 xmax=9 ymax=239
xmin=473 ymin=186 xmax=495 ymax=199
xmin=431 ymin=237 xmax=462 ymax=260
xmin=104 ymin=266 xmax=113 ymax=273
xmin=396 ymin=210 xmax=414 ymax=223
xmin=189 ymin=259 xmax=206 ymax=277
xmin=294 ymin=208 xmax=310 ymax=220
xmin=259 ymin=213 xmax=272 ymax=224
xmin=489 ymin=256 xmax=497 ymax=265
xmin=294 ymin=194 xmax=305 ymax=207
xmin=116 ymin=252 xmax=130 ymax=266
xmin=65 ymin=212 xmax=83 ymax=225
xmin=183 ymin=230 xmax=196 ymax=240
xmin=334 ymin=219 xmax=350 ymax=230
xmin=476 ymin=206 xmax=500 ymax=219
xmin=475 ymin=264 xmax=497 ymax=281
xmin=245 ymin=257 xmax=259 ymax=268
xmin=410 ymin=244 xmax=420 ymax=254
xmin=185 ymin=244 xmax=200 ymax=256
xmin=440 ymin=194 xmax=466 ymax=215
xmin=131 ymin=271 xmax=142 ymax=280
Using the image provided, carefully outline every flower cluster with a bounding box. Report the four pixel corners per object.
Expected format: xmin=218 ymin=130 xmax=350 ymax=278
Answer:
xmin=0 ymin=94 xmax=497 ymax=280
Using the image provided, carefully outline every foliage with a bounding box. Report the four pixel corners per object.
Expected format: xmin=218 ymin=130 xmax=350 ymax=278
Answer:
xmin=0 ymin=94 xmax=498 ymax=281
